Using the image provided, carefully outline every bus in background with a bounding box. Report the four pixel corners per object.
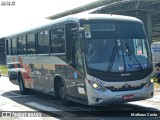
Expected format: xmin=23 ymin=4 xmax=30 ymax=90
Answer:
xmin=5 ymin=14 xmax=153 ymax=106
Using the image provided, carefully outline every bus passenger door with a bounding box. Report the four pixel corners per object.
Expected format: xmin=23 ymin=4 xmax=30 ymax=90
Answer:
xmin=65 ymin=23 xmax=78 ymax=99
xmin=72 ymin=32 xmax=88 ymax=104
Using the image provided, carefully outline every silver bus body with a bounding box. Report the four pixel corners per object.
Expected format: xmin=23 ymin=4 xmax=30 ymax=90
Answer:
xmin=5 ymin=14 xmax=154 ymax=106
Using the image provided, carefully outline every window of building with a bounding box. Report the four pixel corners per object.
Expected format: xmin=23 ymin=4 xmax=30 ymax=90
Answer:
xmin=18 ymin=36 xmax=26 ymax=55
xmin=12 ymin=38 xmax=18 ymax=55
xmin=27 ymin=33 xmax=36 ymax=54
xmin=50 ymin=25 xmax=65 ymax=53
xmin=38 ymin=30 xmax=49 ymax=54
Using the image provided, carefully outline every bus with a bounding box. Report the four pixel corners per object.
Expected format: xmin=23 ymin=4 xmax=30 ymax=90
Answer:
xmin=5 ymin=14 xmax=154 ymax=106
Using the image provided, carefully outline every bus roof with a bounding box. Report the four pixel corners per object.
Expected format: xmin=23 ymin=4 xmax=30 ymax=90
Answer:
xmin=69 ymin=13 xmax=142 ymax=22
xmin=6 ymin=14 xmax=143 ymax=38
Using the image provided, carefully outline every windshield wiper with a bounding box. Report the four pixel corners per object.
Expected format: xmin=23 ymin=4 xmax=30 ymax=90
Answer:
xmin=124 ymin=42 xmax=144 ymax=71
xmin=107 ymin=44 xmax=119 ymax=72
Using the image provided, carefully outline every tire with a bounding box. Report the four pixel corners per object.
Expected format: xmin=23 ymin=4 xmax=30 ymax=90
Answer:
xmin=18 ymin=75 xmax=28 ymax=94
xmin=57 ymin=81 xmax=70 ymax=106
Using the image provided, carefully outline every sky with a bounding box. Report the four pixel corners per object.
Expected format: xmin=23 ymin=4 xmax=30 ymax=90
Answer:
xmin=0 ymin=0 xmax=97 ymax=38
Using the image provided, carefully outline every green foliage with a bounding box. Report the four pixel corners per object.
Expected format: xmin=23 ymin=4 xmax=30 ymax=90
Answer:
xmin=152 ymin=76 xmax=158 ymax=82
xmin=0 ymin=65 xmax=8 ymax=75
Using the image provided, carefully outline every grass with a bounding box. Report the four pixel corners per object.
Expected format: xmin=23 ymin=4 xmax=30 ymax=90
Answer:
xmin=0 ymin=65 xmax=8 ymax=75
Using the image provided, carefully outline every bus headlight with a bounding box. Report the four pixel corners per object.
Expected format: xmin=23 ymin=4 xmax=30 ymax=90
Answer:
xmin=93 ymin=83 xmax=98 ymax=88
xmin=88 ymin=80 xmax=106 ymax=91
xmin=150 ymin=78 xmax=154 ymax=83
xmin=145 ymin=79 xmax=154 ymax=87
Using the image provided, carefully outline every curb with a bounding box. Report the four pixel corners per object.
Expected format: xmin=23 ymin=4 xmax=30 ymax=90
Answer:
xmin=155 ymin=89 xmax=160 ymax=92
xmin=0 ymin=74 xmax=8 ymax=77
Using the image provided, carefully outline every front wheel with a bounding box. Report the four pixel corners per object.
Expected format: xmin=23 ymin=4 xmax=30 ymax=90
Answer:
xmin=18 ymin=75 xmax=28 ymax=94
xmin=57 ymin=81 xmax=70 ymax=106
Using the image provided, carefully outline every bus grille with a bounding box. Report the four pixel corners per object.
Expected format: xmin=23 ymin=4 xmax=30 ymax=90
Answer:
xmin=106 ymin=83 xmax=145 ymax=92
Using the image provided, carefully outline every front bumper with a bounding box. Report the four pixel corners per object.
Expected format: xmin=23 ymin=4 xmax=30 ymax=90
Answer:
xmin=86 ymin=80 xmax=154 ymax=106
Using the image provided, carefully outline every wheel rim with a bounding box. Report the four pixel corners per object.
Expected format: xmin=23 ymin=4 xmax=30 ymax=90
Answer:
xmin=19 ymin=77 xmax=23 ymax=92
xmin=59 ymin=86 xmax=66 ymax=100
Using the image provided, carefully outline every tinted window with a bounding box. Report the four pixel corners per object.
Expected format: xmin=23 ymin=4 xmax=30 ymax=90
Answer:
xmin=12 ymin=38 xmax=17 ymax=55
xmin=38 ymin=30 xmax=49 ymax=54
xmin=27 ymin=33 xmax=36 ymax=54
xmin=51 ymin=26 xmax=65 ymax=53
xmin=18 ymin=36 xmax=26 ymax=55
xmin=5 ymin=40 xmax=9 ymax=55
xmin=8 ymin=39 xmax=12 ymax=55
xmin=117 ymin=22 xmax=146 ymax=39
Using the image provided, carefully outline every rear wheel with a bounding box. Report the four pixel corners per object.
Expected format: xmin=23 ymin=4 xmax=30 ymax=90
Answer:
xmin=57 ymin=81 xmax=70 ymax=106
xmin=18 ymin=75 xmax=28 ymax=94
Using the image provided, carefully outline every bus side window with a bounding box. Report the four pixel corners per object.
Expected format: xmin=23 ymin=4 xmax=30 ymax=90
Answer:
xmin=12 ymin=38 xmax=18 ymax=55
xmin=65 ymin=23 xmax=79 ymax=66
xmin=8 ymin=39 xmax=12 ymax=55
xmin=18 ymin=36 xmax=26 ymax=55
xmin=5 ymin=40 xmax=9 ymax=55
xmin=38 ymin=30 xmax=49 ymax=54
xmin=50 ymin=26 xmax=65 ymax=53
xmin=27 ymin=33 xmax=36 ymax=54
xmin=73 ymin=33 xmax=85 ymax=74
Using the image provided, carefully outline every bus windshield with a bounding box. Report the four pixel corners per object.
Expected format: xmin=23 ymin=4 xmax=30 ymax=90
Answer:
xmin=84 ymin=21 xmax=152 ymax=72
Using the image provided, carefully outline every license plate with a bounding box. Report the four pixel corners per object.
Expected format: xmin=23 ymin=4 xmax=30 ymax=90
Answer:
xmin=123 ymin=94 xmax=134 ymax=100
